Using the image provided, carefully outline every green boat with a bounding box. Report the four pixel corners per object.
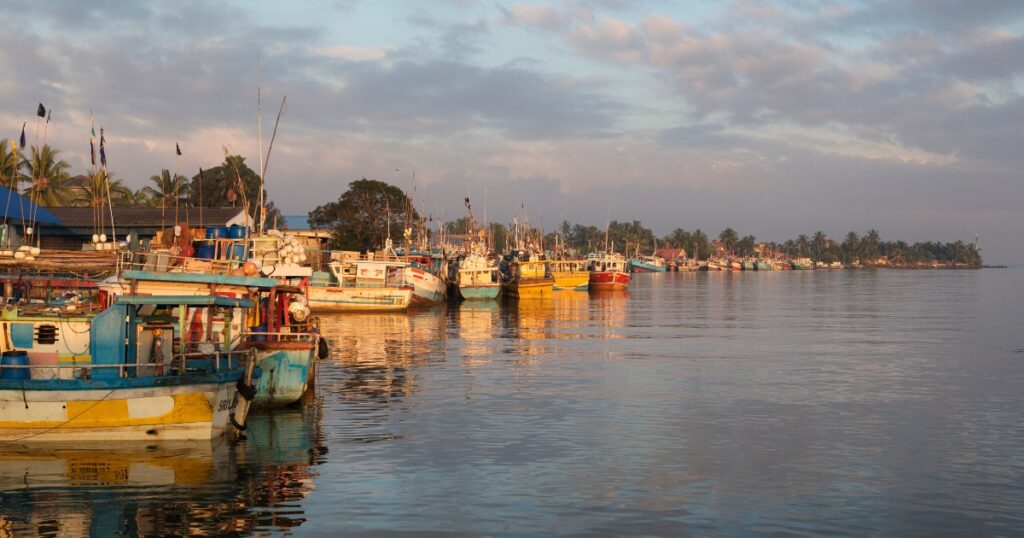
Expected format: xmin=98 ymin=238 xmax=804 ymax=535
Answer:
xmin=755 ymin=260 xmax=771 ymax=271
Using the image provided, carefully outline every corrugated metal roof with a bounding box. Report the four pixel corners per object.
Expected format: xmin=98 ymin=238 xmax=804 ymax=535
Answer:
xmin=44 ymin=207 xmax=247 ymax=228
xmin=0 ymin=186 xmax=61 ymax=224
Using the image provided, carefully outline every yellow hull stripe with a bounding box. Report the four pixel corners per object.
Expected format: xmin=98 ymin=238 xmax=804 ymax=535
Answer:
xmin=0 ymin=393 xmax=213 ymax=429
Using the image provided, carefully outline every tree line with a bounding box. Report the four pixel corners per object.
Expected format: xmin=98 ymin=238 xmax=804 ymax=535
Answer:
xmin=312 ymin=179 xmax=983 ymax=267
xmin=0 ymin=141 xmax=281 ymax=224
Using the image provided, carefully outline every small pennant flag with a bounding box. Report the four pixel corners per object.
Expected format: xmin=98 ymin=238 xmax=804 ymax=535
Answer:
xmin=89 ymin=113 xmax=96 ymax=166
xmin=19 ymin=122 xmax=26 ymax=149
xmin=99 ymin=127 xmax=107 ymax=167
xmin=176 ymin=142 xmax=182 ymax=156
xmin=36 ymin=103 xmax=46 ymax=117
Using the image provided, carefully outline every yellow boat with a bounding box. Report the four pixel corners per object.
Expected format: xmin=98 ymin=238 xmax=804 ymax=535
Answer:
xmin=501 ymin=256 xmax=554 ymax=298
xmin=549 ymin=259 xmax=590 ymax=290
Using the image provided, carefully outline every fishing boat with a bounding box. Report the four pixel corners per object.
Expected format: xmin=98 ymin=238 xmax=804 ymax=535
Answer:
xmin=454 ymin=253 xmax=501 ymax=300
xmin=0 ymin=291 xmax=258 ymax=442
xmin=404 ymin=255 xmax=447 ymax=306
xmin=790 ymin=258 xmax=813 ymax=270
xmin=549 ymin=259 xmax=590 ymax=290
xmin=306 ymin=259 xmax=413 ymax=312
xmin=100 ymin=253 xmax=323 ymax=410
xmin=588 ymin=252 xmax=630 ymax=290
xmin=629 ymin=255 xmax=668 ymax=273
xmin=700 ymin=259 xmax=724 ymax=271
xmin=500 ymin=253 xmax=554 ymax=298
xmin=754 ymin=259 xmax=772 ymax=271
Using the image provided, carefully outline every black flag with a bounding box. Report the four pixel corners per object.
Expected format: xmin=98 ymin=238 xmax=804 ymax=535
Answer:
xmin=19 ymin=123 xmax=26 ymax=149
xmin=176 ymin=143 xmax=181 ymax=156
xmin=89 ymin=140 xmax=95 ymax=165
xmin=36 ymin=103 xmax=45 ymax=117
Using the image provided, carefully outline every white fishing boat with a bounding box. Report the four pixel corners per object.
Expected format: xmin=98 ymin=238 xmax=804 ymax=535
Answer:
xmin=306 ymin=259 xmax=413 ymax=313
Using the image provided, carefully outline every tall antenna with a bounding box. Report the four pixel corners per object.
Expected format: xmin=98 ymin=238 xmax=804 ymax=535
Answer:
xmin=257 ymin=54 xmax=264 ymax=232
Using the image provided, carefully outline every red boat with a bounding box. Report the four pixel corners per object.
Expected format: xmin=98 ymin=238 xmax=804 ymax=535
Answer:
xmin=587 ymin=253 xmax=631 ymax=290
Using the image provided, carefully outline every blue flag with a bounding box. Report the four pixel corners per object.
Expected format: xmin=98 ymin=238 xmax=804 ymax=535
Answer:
xmin=100 ymin=146 xmax=106 ymax=167
xmin=90 ymin=140 xmax=95 ymax=166
xmin=19 ymin=123 xmax=25 ymax=149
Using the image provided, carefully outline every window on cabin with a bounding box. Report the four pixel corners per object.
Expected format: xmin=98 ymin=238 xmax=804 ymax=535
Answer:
xmin=36 ymin=324 xmax=59 ymax=345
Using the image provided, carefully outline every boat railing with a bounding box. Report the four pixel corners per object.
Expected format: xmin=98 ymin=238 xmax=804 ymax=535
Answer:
xmin=0 ymin=348 xmax=256 ymax=379
xmin=117 ymin=250 xmax=245 ymax=277
xmin=239 ymin=331 xmax=318 ymax=345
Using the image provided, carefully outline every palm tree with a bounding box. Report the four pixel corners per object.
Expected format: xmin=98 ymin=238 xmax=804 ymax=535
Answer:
xmin=69 ymin=170 xmax=134 ymax=208
xmin=718 ymin=227 xmax=738 ymax=254
xmin=0 ymin=139 xmax=20 ymax=188
xmin=20 ymin=144 xmax=72 ymax=206
xmin=142 ymin=169 xmax=190 ymax=209
xmin=811 ymin=231 xmax=827 ymax=261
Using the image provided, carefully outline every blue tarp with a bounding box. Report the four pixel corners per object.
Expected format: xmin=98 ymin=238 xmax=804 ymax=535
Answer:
xmin=0 ymin=185 xmax=61 ymax=224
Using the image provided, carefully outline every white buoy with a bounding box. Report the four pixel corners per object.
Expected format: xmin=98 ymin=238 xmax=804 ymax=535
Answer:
xmin=14 ymin=251 xmax=26 ymax=260
xmin=25 ymin=227 xmax=33 ymax=236
xmin=30 ymin=247 xmax=40 ymax=256
xmin=99 ymin=233 xmax=107 ymax=243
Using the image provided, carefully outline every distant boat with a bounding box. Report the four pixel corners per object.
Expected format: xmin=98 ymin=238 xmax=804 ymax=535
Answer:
xmin=306 ymin=259 xmax=413 ymax=312
xmin=588 ymin=252 xmax=630 ymax=290
xmin=741 ymin=260 xmax=755 ymax=271
xmin=455 ymin=253 xmax=501 ymax=300
xmin=550 ymin=259 xmax=590 ymax=290
xmin=629 ymin=255 xmax=668 ymax=273
xmin=754 ymin=259 xmax=772 ymax=271
xmin=790 ymin=258 xmax=813 ymax=270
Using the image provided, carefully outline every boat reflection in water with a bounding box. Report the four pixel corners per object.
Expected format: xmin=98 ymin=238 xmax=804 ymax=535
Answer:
xmin=452 ymin=301 xmax=501 ymax=363
xmin=318 ymin=312 xmax=447 ymax=405
xmin=0 ymin=401 xmax=324 ymax=537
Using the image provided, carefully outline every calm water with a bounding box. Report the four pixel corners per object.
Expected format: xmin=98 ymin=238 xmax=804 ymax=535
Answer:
xmin=2 ymin=269 xmax=1022 ymax=536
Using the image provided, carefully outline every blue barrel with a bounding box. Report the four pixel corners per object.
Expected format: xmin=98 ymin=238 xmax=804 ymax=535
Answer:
xmin=1 ymin=351 xmax=30 ymax=380
xmin=230 ymin=243 xmax=247 ymax=260
xmin=195 ymin=243 xmax=216 ymax=259
xmin=205 ymin=226 xmax=229 ymax=239
xmin=249 ymin=325 xmax=267 ymax=342
xmin=228 ymin=225 xmax=248 ymax=239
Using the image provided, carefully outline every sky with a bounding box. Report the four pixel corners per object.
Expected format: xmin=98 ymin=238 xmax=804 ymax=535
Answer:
xmin=0 ymin=0 xmax=1021 ymax=264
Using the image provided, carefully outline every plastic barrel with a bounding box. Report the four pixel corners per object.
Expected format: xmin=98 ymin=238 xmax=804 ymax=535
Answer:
xmin=195 ymin=243 xmax=216 ymax=259
xmin=228 ymin=225 xmax=248 ymax=239
xmin=205 ymin=226 xmax=229 ymax=239
xmin=1 ymin=351 xmax=30 ymax=380
xmin=249 ymin=325 xmax=267 ymax=342
xmin=231 ymin=243 xmax=247 ymax=260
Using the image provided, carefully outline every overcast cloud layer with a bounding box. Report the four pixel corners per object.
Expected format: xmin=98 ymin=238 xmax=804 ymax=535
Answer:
xmin=1 ymin=0 xmax=1021 ymax=263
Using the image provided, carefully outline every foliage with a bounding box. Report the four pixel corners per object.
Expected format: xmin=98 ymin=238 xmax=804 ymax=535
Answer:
xmin=20 ymin=145 xmax=72 ymax=206
xmin=187 ymin=155 xmax=283 ymax=228
xmin=308 ymin=178 xmax=416 ymax=251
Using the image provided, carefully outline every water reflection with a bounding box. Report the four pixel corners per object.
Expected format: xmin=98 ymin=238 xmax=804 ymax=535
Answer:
xmin=0 ymin=402 xmax=324 ymax=537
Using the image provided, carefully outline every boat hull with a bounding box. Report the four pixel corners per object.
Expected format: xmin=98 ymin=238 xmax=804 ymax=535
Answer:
xmin=250 ymin=342 xmax=316 ymax=408
xmin=502 ymin=278 xmax=555 ymax=298
xmin=552 ymin=271 xmax=590 ymax=290
xmin=629 ymin=260 xmax=667 ymax=273
xmin=589 ymin=271 xmax=630 ymax=290
xmin=405 ymin=266 xmax=447 ymax=306
xmin=306 ymin=285 xmax=412 ymax=312
xmin=459 ymin=284 xmax=501 ymax=300
xmin=0 ymin=376 xmax=242 ymax=442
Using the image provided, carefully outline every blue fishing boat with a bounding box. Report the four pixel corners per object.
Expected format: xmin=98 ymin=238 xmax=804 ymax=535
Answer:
xmin=108 ymin=267 xmax=322 ymax=409
xmin=629 ymin=255 xmax=668 ymax=273
xmin=0 ymin=292 xmax=259 ymax=442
